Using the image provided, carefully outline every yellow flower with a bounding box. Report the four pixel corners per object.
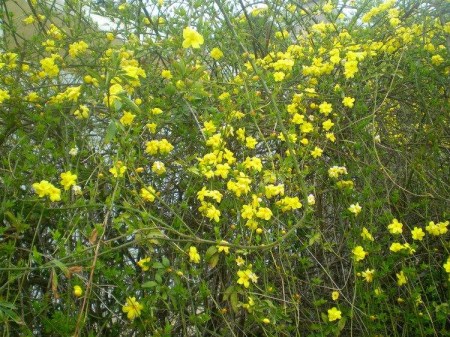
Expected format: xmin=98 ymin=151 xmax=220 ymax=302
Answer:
xmin=431 ymin=55 xmax=444 ymax=66
xmin=352 ymin=246 xmax=367 ymax=261
xmin=310 ymin=147 xmax=323 ymax=158
xmin=120 ymin=111 xmax=136 ymax=126
xmin=109 ymin=161 xmax=127 ymax=178
xmin=273 ymin=72 xmax=285 ymax=82
xmin=322 ymin=119 xmax=334 ymax=131
xmin=411 ymin=227 xmax=425 ymax=241
xmin=307 ymin=194 xmax=316 ymax=205
xmin=262 ymin=318 xmax=270 ymax=324
xmin=217 ymin=241 xmax=230 ymax=254
xmin=73 ymin=105 xmax=89 ymax=119
xmin=40 ymin=57 xmax=59 ymax=78
xmin=152 ymin=161 xmax=166 ymax=175
xmin=182 ymin=27 xmax=204 ymax=49
xmin=425 ymin=221 xmax=448 ymax=236
xmin=388 ymin=218 xmax=403 ymax=234
xmin=322 ymin=2 xmax=333 ymax=13
xmin=319 ymin=102 xmax=333 ymax=115
xmin=32 ymin=180 xmax=61 ymax=201
xmin=342 ymin=96 xmax=355 ymax=108
xmin=361 ymin=227 xmax=374 ymax=241
xmin=189 ymin=246 xmax=201 ymax=263
xmin=151 ymin=108 xmax=163 ymax=115
xmin=332 ymin=291 xmax=339 ymax=301
xmin=0 ymin=89 xmax=10 ymax=104
xmin=256 ymin=207 xmax=273 ymax=220
xmin=389 ymin=242 xmax=405 ymax=253
xmin=348 ymin=203 xmax=362 ymax=216
xmin=161 ymin=69 xmax=173 ymax=79
xmin=210 ymin=47 xmax=224 ymax=60
xmin=361 ymin=269 xmax=375 ymax=282
xmin=69 ymin=41 xmax=88 ymax=57
xmin=235 ymin=256 xmax=245 ymax=266
xmin=276 ymin=196 xmax=302 ymax=212
xmin=245 ymin=136 xmax=257 ymax=149
xmin=327 ymin=307 xmax=342 ymax=321
xmin=122 ymin=297 xmax=144 ymax=320
xmin=73 ymin=285 xmax=83 ymax=297
xmin=344 ymin=60 xmax=359 ymax=78
xmin=237 ymin=269 xmax=258 ymax=288
xmin=23 ymin=15 xmax=35 ymax=25
xmin=137 ymin=257 xmax=151 ymax=271
xmin=140 ymin=186 xmax=156 ymax=202
xmin=444 ymin=257 xmax=450 ymax=273
xmin=60 ymin=171 xmax=77 ymax=190
xmin=396 ymin=270 xmax=407 ymax=286
xmin=146 ymin=123 xmax=157 ymax=133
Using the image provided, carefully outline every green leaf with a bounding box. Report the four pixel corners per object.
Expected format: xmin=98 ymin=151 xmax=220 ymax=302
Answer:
xmin=208 ymin=254 xmax=220 ymax=269
xmin=50 ymin=259 xmax=69 ymax=278
xmin=230 ymin=291 xmax=239 ymax=313
xmin=152 ymin=262 xmax=164 ymax=269
xmin=162 ymin=256 xmax=170 ymax=267
xmin=104 ymin=120 xmax=118 ymax=144
xmin=205 ymin=245 xmax=218 ymax=260
xmin=142 ymin=281 xmax=158 ymax=288
xmin=120 ymin=95 xmax=142 ymax=115
xmin=155 ymin=273 xmax=163 ymax=284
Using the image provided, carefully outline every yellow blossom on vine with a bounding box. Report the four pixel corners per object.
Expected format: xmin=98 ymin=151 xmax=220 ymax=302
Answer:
xmin=73 ymin=285 xmax=83 ymax=297
xmin=32 ymin=180 xmax=61 ymax=202
xmin=237 ymin=269 xmax=258 ymax=288
xmin=311 ymin=147 xmax=323 ymax=158
xmin=137 ymin=257 xmax=151 ymax=271
xmin=348 ymin=203 xmax=362 ymax=216
xmin=217 ymin=241 xmax=230 ymax=254
xmin=342 ymin=96 xmax=355 ymax=108
xmin=319 ymin=102 xmax=333 ymax=115
xmin=120 ymin=111 xmax=136 ymax=126
xmin=411 ymin=227 xmax=425 ymax=240
xmin=182 ymin=27 xmax=204 ymax=49
xmin=396 ymin=270 xmax=407 ymax=286
xmin=322 ymin=119 xmax=334 ymax=131
xmin=140 ymin=186 xmax=156 ymax=202
xmin=109 ymin=161 xmax=127 ymax=178
xmin=361 ymin=269 xmax=375 ymax=282
xmin=332 ymin=291 xmax=339 ymax=301
xmin=122 ymin=297 xmax=144 ymax=320
xmin=388 ymin=219 xmax=403 ymax=234
xmin=210 ymin=47 xmax=224 ymax=60
xmin=0 ymin=89 xmax=10 ymax=104
xmin=352 ymin=246 xmax=367 ymax=261
xmin=245 ymin=136 xmax=257 ymax=149
xmin=161 ymin=69 xmax=173 ymax=79
xmin=276 ymin=196 xmax=302 ymax=212
xmin=361 ymin=227 xmax=374 ymax=241
xmin=327 ymin=307 xmax=342 ymax=321
xmin=256 ymin=207 xmax=273 ymax=220
xmin=60 ymin=171 xmax=77 ymax=190
xmin=152 ymin=161 xmax=166 ymax=175
xmin=69 ymin=41 xmax=88 ymax=57
xmin=189 ymin=246 xmax=201 ymax=263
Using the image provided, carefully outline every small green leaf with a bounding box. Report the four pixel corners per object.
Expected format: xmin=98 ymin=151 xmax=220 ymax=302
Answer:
xmin=104 ymin=120 xmax=118 ymax=144
xmin=155 ymin=273 xmax=163 ymax=284
xmin=205 ymin=246 xmax=218 ymax=260
xmin=208 ymin=254 xmax=220 ymax=269
xmin=230 ymin=291 xmax=239 ymax=313
xmin=152 ymin=262 xmax=164 ymax=269
xmin=142 ymin=281 xmax=158 ymax=288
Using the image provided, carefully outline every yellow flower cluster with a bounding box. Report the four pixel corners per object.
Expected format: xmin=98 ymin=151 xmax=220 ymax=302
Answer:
xmin=32 ymin=180 xmax=61 ymax=202
xmin=145 ymin=139 xmax=174 ymax=155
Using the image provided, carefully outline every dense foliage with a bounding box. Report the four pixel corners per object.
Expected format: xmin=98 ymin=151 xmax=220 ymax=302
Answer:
xmin=0 ymin=0 xmax=449 ymax=336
